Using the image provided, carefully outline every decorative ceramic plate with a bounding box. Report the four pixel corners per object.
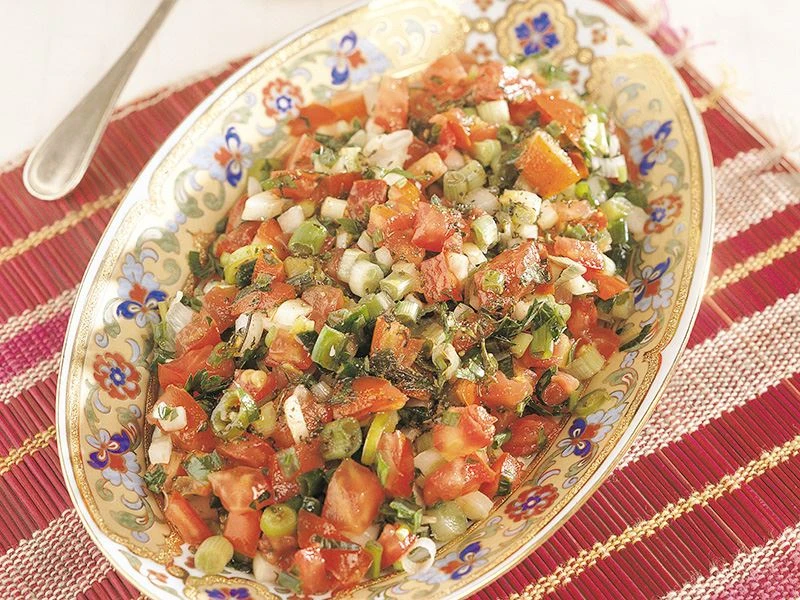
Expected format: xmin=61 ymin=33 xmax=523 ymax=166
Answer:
xmin=56 ymin=0 xmax=713 ymax=597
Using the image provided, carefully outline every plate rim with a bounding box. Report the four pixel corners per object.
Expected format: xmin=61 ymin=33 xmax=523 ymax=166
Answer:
xmin=55 ymin=0 xmax=715 ymax=597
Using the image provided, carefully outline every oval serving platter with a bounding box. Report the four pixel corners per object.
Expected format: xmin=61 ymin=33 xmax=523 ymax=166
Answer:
xmin=56 ymin=0 xmax=713 ymax=598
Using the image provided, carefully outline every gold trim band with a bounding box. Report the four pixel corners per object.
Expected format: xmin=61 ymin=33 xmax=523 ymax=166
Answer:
xmin=0 ymin=426 xmax=56 ymax=476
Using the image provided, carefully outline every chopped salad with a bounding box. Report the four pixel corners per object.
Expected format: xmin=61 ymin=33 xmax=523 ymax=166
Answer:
xmin=145 ymin=51 xmax=648 ymax=594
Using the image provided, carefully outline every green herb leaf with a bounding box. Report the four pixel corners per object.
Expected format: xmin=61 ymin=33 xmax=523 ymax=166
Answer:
xmin=184 ymin=452 xmax=223 ymax=482
xmin=143 ymin=465 xmax=166 ymax=493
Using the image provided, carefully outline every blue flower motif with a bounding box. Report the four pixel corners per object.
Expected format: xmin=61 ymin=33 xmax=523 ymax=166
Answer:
xmin=630 ymin=258 xmax=674 ymax=311
xmin=326 ymin=31 xmax=391 ymax=85
xmin=190 ymin=126 xmax=253 ymax=187
xmin=206 ymin=588 xmax=251 ymax=600
xmin=557 ymin=406 xmax=624 ymax=458
xmin=515 ymin=12 xmax=560 ymax=56
xmin=116 ymin=254 xmax=167 ymax=327
xmin=86 ymin=429 xmax=145 ymax=496
xmin=626 ymin=120 xmax=678 ymax=175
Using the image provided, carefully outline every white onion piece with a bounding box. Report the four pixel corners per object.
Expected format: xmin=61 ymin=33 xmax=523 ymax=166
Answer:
xmin=277 ymin=205 xmax=305 ymax=234
xmin=537 ymin=200 xmax=558 ymax=230
xmin=273 ymin=299 xmax=312 ymax=329
xmin=320 ymin=196 xmax=348 ymax=221
xmin=252 ymin=553 xmax=279 ymax=584
xmin=464 ymin=188 xmax=500 ymax=214
xmin=513 ymin=298 xmax=533 ymax=321
xmin=374 ymin=246 xmax=393 ymax=272
xmin=311 ymin=379 xmax=333 ymax=402
xmin=153 ymin=403 xmax=188 ymax=432
xmin=443 ymin=149 xmax=466 ymax=170
xmin=165 ymin=291 xmax=194 ymax=336
xmin=517 ymin=223 xmax=539 ymax=239
xmin=337 ymin=248 xmax=367 ymax=282
xmin=461 ymin=243 xmax=487 ymax=268
xmin=241 ymin=190 xmax=286 ymax=221
xmin=357 ymin=231 xmax=374 ymax=253
xmin=247 ymin=176 xmax=262 ymax=197
xmin=364 ymin=129 xmax=413 ymax=170
xmin=564 ymin=275 xmax=597 ymax=296
xmin=345 ymin=524 xmax=380 ymax=546
xmin=336 ymin=230 xmax=353 ymax=249
xmin=399 ymin=537 xmax=437 ymax=575
xmin=284 ymin=386 xmax=311 ymax=444
xmin=446 ymin=253 xmax=470 ymax=283
xmin=239 ymin=313 xmax=266 ymax=354
xmin=414 ymin=448 xmax=445 ymax=476
xmin=626 ymin=205 xmax=648 ymax=239
xmin=455 ymin=491 xmax=494 ymax=520
xmin=148 ymin=428 xmax=172 ymax=464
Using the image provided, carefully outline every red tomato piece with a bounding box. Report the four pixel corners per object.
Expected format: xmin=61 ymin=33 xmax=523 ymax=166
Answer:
xmin=319 ymin=547 xmax=373 ymax=589
xmin=322 ymin=459 xmax=385 ymax=535
xmin=515 ymin=131 xmax=580 ymax=198
xmin=215 ymin=221 xmax=260 ymax=257
xmin=553 ymin=236 xmax=605 ymax=270
xmin=373 ymin=76 xmax=409 ymax=132
xmin=158 ymin=344 xmax=234 ymax=390
xmin=217 ymin=433 xmax=276 ymax=468
xmin=530 ymin=93 xmax=585 ymax=146
xmin=175 ymin=313 xmax=221 ymax=357
xmin=420 ymin=253 xmax=462 ymax=303
xmin=587 ymin=270 xmax=629 ymax=301
xmin=267 ymin=170 xmax=322 ymax=200
xmin=332 ymin=377 xmax=408 ymax=420
xmin=586 ymin=326 xmax=621 ymax=359
xmin=302 ymin=285 xmax=346 ymax=332
xmin=225 ymin=194 xmax=249 ymax=233
xmin=286 ymin=134 xmax=322 ymax=170
xmin=346 ymin=179 xmax=388 ymax=221
xmin=382 ymin=213 xmax=426 ymax=265
xmin=404 ymin=137 xmax=431 ymax=167
xmin=266 ymin=330 xmax=313 ymax=371
xmin=411 ymin=202 xmax=464 ymax=253
xmin=541 ymin=371 xmax=580 ymax=406
xmin=431 ymin=109 xmax=474 ymax=153
xmin=164 ymin=492 xmax=213 ymax=545
xmin=158 ymin=386 xmax=217 ymax=452
xmin=235 ymin=369 xmax=281 ymax=402
xmin=224 ymin=510 xmax=261 ymax=558
xmin=478 ymin=371 xmax=533 ymax=410
xmin=480 ymin=452 xmax=523 ymax=497
xmin=202 ymin=285 xmax=238 ymax=331
xmin=208 ymin=466 xmax=272 ymax=512
xmin=567 ymin=297 xmax=598 ymax=337
xmin=422 ymin=454 xmax=494 ymax=505
xmin=251 ymin=252 xmax=286 ymax=284
xmin=502 ymin=414 xmax=559 ymax=457
xmin=470 ymin=61 xmax=506 ymax=102
xmin=470 ymin=241 xmax=543 ymax=313
xmin=252 ymin=219 xmax=289 ymax=259
xmin=295 ymin=547 xmax=332 ymax=595
xmin=432 ymin=405 xmax=496 ymax=460
xmin=378 ymin=523 xmax=417 ymax=569
xmin=376 ymin=430 xmax=414 ymax=498
xmin=370 ymin=317 xmax=424 ymax=369
xmin=265 ymin=451 xmax=300 ymax=502
xmin=421 ymin=54 xmax=468 ymax=98
xmin=310 ymin=172 xmax=361 ymax=203
xmin=329 ymin=90 xmax=368 ymax=122
xmin=287 ymin=103 xmax=338 ymax=136
xmin=297 ymin=511 xmax=349 ymax=548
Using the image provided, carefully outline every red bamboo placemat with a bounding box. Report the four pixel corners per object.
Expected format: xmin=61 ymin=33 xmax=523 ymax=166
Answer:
xmin=0 ymin=1 xmax=798 ymax=597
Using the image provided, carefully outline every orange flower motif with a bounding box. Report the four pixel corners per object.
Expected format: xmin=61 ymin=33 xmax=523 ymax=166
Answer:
xmin=262 ymin=78 xmax=304 ymax=120
xmin=93 ymin=352 xmax=141 ymax=400
xmin=470 ymin=41 xmax=493 ymax=61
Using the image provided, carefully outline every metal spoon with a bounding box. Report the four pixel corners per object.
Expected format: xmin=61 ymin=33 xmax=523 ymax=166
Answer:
xmin=23 ymin=0 xmax=177 ymax=201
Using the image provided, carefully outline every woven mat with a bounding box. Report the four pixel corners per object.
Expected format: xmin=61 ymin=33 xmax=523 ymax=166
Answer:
xmin=0 ymin=0 xmax=798 ymax=597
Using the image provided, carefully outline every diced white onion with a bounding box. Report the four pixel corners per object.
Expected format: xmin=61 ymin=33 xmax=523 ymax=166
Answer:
xmin=284 ymin=386 xmax=311 ymax=444
xmin=462 ymin=242 xmax=487 ymax=268
xmin=513 ymin=298 xmax=534 ymax=321
xmin=399 ymin=537 xmax=437 ymax=575
xmin=331 ymin=147 xmax=363 ymax=174
xmin=337 ymin=248 xmax=367 ymax=281
xmin=537 ymin=200 xmax=558 ymax=230
xmin=456 ymin=491 xmax=494 ymax=520
xmin=414 ymin=449 xmax=445 ymax=476
xmin=165 ymin=291 xmax=194 ymax=337
xmin=148 ymin=428 xmax=172 ymax=464
xmin=464 ymin=188 xmax=500 ymax=214
xmin=517 ymin=223 xmax=539 ymax=239
xmin=273 ymin=299 xmax=312 ymax=329
xmin=320 ymin=196 xmax=348 ymax=221
xmin=247 ymin=176 xmax=262 ymax=197
xmin=311 ymin=379 xmax=333 ymax=402
xmin=601 ymin=254 xmax=617 ymax=275
xmin=152 ymin=401 xmax=188 ymax=433
xmin=347 ymin=129 xmax=368 ymax=148
xmin=432 ymin=342 xmax=460 ymax=381
xmin=626 ymin=205 xmax=648 ymax=239
xmin=277 ymin=205 xmax=305 ymax=234
xmin=382 ymin=172 xmax=407 ymax=187
xmin=253 ymin=552 xmax=279 ymax=585
xmin=476 ymin=99 xmax=511 ymax=125
xmin=336 ymin=230 xmax=353 ymax=249
xmin=345 ymin=524 xmax=380 ymax=546
xmin=238 ymin=313 xmax=266 ymax=354
xmin=241 ymin=190 xmax=286 ymax=221
xmin=374 ymin=246 xmax=394 ymax=272
xmin=446 ymin=253 xmax=470 ymax=283
xmin=564 ymin=275 xmax=597 ymax=296
xmin=364 ymin=129 xmax=413 ymax=170
xmin=357 ymin=231 xmax=375 ymax=253
xmin=452 ymin=303 xmax=475 ymax=321
xmin=444 ymin=149 xmax=466 ymax=170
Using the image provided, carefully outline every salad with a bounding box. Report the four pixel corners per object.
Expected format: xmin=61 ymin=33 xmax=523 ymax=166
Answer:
xmin=144 ymin=51 xmax=648 ymax=594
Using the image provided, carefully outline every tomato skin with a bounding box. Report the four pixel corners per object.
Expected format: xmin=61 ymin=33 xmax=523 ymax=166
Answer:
xmin=373 ymin=76 xmax=409 ymax=132
xmin=433 ymin=405 xmax=496 ymax=460
xmin=586 ymin=326 xmax=621 ymax=359
xmin=208 ymin=466 xmax=272 ymax=512
xmin=480 ymin=452 xmax=523 ymax=497
xmin=320 ymin=548 xmax=373 ymax=588
xmin=515 ymin=333 xmax=570 ymax=370
xmin=470 ymin=241 xmax=543 ymax=313
xmin=266 ymin=330 xmax=313 ymax=371
xmin=297 ymin=511 xmax=348 ymax=548
xmin=420 ymin=252 xmax=462 ymax=303
xmin=378 ymin=523 xmax=416 ymax=569
xmin=377 ymin=431 xmax=414 ymax=498
xmin=158 ymin=344 xmax=234 ymax=390
xmin=302 ymin=285 xmax=346 ymax=332
xmin=541 ymin=371 xmax=580 ymax=406
xmin=421 ymin=54 xmax=468 ymax=98
xmin=217 ymin=433 xmax=276 ymax=468
xmin=567 ymin=297 xmax=598 ymax=337
xmin=231 ymin=282 xmax=297 ymax=317
xmin=329 ymin=90 xmax=368 ymax=122
xmin=553 ymin=236 xmax=605 ymax=270
xmin=215 ymin=222 xmax=261 ymax=257
xmin=587 ymin=270 xmax=629 ymax=301
xmin=252 ymin=219 xmax=289 ymax=259
xmin=503 ymin=414 xmax=558 ymax=457
xmin=287 ymin=103 xmax=338 ymax=136
xmin=224 ymin=510 xmax=261 ymax=558
xmin=370 ymin=317 xmax=424 ymax=369
xmin=478 ymin=371 xmax=533 ymax=410
xmin=332 ymin=377 xmax=407 ymax=420
xmin=202 ymin=285 xmax=238 ymax=331
xmin=422 ymin=453 xmax=494 ymax=505
xmin=286 ymin=133 xmax=322 ymax=170
xmin=158 ymin=386 xmax=217 ymax=452
xmin=164 ymin=492 xmax=213 ymax=545
xmin=175 ymin=313 xmax=221 ymax=357
xmin=347 ymin=179 xmax=388 ymax=221
xmin=235 ymin=369 xmax=281 ymax=402
xmin=322 ymin=459 xmax=385 ymax=534
xmin=268 ymin=170 xmax=322 ymax=200
xmin=296 ymin=547 xmax=332 ymax=595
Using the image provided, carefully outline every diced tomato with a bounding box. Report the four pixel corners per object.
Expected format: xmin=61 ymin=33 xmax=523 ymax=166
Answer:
xmin=370 ymin=317 xmax=423 ymax=369
xmin=421 ymin=54 xmax=468 ymax=99
xmin=266 ymin=330 xmax=313 ymax=371
xmin=265 ymin=451 xmax=300 ymax=502
xmin=267 ymin=170 xmax=322 ymax=200
xmin=286 ymin=134 xmax=322 ymax=170
xmin=250 ymin=253 xmax=284 ymax=286
xmin=295 ymin=547 xmax=332 ymax=595
xmin=320 ymin=547 xmax=373 ymax=588
xmin=302 ymin=285 xmax=346 ymax=332
xmin=376 ymin=431 xmax=414 ymax=497
xmin=502 ymin=414 xmax=558 ymax=457
xmin=310 ymin=172 xmax=361 ymax=202
xmin=541 ymin=371 xmax=580 ymax=406
xmin=224 ymin=510 xmax=261 ymax=557
xmin=202 ymin=285 xmax=238 ymax=331
xmin=378 ymin=523 xmax=416 ymax=569
xmin=346 ymin=179 xmax=388 ymax=221
xmin=567 ymin=297 xmax=598 ymax=337
xmin=569 ymin=150 xmax=589 ymax=179
xmin=236 ymin=368 xmax=280 ymax=402
xmin=175 ymin=312 xmax=221 ymax=357
xmin=373 ymin=76 xmax=408 ymax=132
xmin=297 ymin=511 xmax=349 ymax=548
xmin=586 ymin=326 xmax=621 ymax=359
xmin=332 ymin=377 xmax=407 ymax=420
xmin=288 ymin=103 xmax=338 ymax=136
xmin=450 ymin=378 xmax=479 ymax=406
xmin=432 ymin=405 xmax=496 ymax=460
xmin=408 ymin=88 xmax=440 ymax=123
xmin=470 ymin=119 xmax=498 ymax=144
xmin=294 ymin=437 xmax=327 ymax=474
xmin=431 ymin=108 xmax=474 ymax=153
xmin=411 ymin=202 xmax=464 ymax=253
xmin=164 ymin=492 xmax=213 ymax=545
xmin=403 ymin=137 xmax=431 ymax=167
xmin=252 ymin=219 xmax=289 ymax=259
xmin=322 ymin=459 xmax=385 ymax=534
xmin=515 ymin=333 xmax=570 ymax=370
xmin=329 ymin=90 xmax=368 ymax=122
xmin=420 ymin=252 xmax=462 ymax=303
xmin=382 ymin=212 xmax=425 ymax=265
xmin=587 ymin=270 xmax=629 ymax=300
xmin=225 ymin=194 xmax=249 ymax=233
xmin=217 ymin=433 xmax=276 ymax=468
xmin=158 ymin=386 xmax=217 ymax=452
xmin=470 ymin=61 xmax=505 ymax=102
xmin=530 ymin=93 xmax=585 ymax=146
xmin=553 ymin=236 xmax=605 ymax=270
xmin=231 ymin=282 xmax=297 ymax=317
xmin=158 ymin=344 xmax=234 ymax=390
xmin=215 ymin=221 xmax=260 ymax=257
xmin=553 ymin=199 xmax=593 ymax=223
xmin=388 ymin=180 xmax=422 ymax=214
xmin=516 ymin=130 xmax=580 ymax=198
xmin=480 ymin=452 xmax=523 ymax=497
xmin=470 ymin=241 xmax=543 ymax=313
xmin=208 ymin=466 xmax=272 ymax=512
xmin=478 ymin=371 xmax=533 ymax=410
xmin=422 ymin=453 xmax=494 ymax=505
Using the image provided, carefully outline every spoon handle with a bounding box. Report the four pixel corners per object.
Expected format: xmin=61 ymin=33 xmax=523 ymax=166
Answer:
xmin=23 ymin=0 xmax=178 ymax=201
